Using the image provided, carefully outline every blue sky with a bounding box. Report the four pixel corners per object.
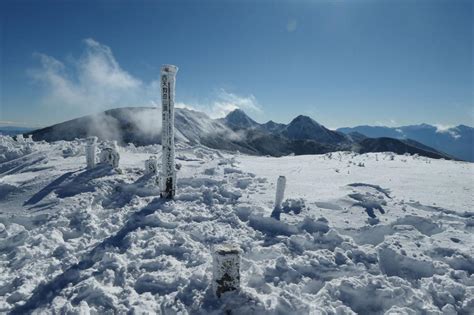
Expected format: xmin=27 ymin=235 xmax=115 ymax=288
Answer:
xmin=0 ymin=0 xmax=472 ymax=128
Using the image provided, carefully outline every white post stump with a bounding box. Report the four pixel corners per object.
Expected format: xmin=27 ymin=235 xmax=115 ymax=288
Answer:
xmin=160 ymin=64 xmax=179 ymax=199
xmin=99 ymin=142 xmax=120 ymax=168
xmin=212 ymin=244 xmax=241 ymax=297
xmin=274 ymin=175 xmax=286 ymax=209
xmin=145 ymin=156 xmax=158 ymax=175
xmin=16 ymin=134 xmax=25 ymax=143
xmin=86 ymin=137 xmax=98 ymax=169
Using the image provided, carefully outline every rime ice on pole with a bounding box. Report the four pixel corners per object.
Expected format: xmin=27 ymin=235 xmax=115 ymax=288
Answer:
xmin=212 ymin=244 xmax=241 ymax=298
xmin=145 ymin=156 xmax=158 ymax=175
xmin=274 ymin=175 xmax=286 ymax=209
xmin=85 ymin=136 xmax=98 ymax=169
xmin=99 ymin=141 xmax=120 ymax=168
xmin=160 ymin=64 xmax=178 ymax=199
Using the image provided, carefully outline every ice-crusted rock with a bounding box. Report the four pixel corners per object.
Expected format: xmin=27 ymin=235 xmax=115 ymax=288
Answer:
xmin=0 ymin=135 xmax=33 ymax=163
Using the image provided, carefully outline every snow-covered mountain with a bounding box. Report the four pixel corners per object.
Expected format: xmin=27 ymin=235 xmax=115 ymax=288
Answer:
xmin=261 ymin=120 xmax=286 ymax=133
xmin=0 ymin=136 xmax=472 ymax=313
xmin=221 ymin=108 xmax=260 ymax=130
xmin=338 ymin=124 xmax=474 ymax=162
xmin=25 ymin=107 xmax=256 ymax=153
xmin=282 ymin=115 xmax=349 ymax=145
xmin=220 ymin=110 xmax=453 ymax=159
xmin=25 ymin=107 xmax=454 ymax=160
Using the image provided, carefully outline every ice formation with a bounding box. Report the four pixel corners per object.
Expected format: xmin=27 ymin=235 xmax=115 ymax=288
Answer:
xmin=274 ymin=175 xmax=286 ymax=209
xmin=99 ymin=141 xmax=120 ymax=168
xmin=160 ymin=64 xmax=178 ymax=199
xmin=144 ymin=156 xmax=158 ymax=175
xmin=85 ymin=136 xmax=98 ymax=169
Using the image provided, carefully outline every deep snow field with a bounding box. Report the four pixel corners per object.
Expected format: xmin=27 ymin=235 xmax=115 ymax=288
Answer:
xmin=0 ymin=135 xmax=473 ymax=314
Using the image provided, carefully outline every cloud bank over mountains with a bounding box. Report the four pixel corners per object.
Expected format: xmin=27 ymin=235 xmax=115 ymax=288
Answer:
xmin=29 ymin=38 xmax=262 ymax=121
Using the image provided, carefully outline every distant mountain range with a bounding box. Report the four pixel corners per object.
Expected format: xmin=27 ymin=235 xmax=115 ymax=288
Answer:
xmin=338 ymin=124 xmax=473 ymax=162
xmin=0 ymin=126 xmax=34 ymax=136
xmin=23 ymin=107 xmax=459 ymax=160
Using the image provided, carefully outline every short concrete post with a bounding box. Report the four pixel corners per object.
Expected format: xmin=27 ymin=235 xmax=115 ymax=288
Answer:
xmin=212 ymin=244 xmax=241 ymax=297
xmin=145 ymin=156 xmax=158 ymax=175
xmin=16 ymin=134 xmax=24 ymax=143
xmin=99 ymin=141 xmax=120 ymax=168
xmin=86 ymin=137 xmax=98 ymax=169
xmin=274 ymin=176 xmax=286 ymax=209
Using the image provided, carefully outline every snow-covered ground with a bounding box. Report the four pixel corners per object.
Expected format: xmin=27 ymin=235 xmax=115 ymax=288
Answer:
xmin=0 ymin=136 xmax=473 ymax=314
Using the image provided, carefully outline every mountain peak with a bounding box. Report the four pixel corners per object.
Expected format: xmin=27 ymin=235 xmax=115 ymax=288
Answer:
xmin=284 ymin=114 xmax=348 ymax=144
xmin=227 ymin=108 xmax=246 ymax=115
xmin=290 ymin=115 xmax=320 ymax=127
xmin=224 ymin=108 xmax=258 ymax=129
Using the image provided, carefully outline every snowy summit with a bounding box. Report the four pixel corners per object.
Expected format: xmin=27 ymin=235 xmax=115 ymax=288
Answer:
xmin=1 ymin=1 xmax=473 ymax=313
xmin=0 ymin=135 xmax=473 ymax=314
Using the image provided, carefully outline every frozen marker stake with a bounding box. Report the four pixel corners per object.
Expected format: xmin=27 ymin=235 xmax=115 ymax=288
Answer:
xmin=145 ymin=156 xmax=158 ymax=175
xmin=274 ymin=175 xmax=286 ymax=209
xmin=99 ymin=141 xmax=120 ymax=168
xmin=86 ymin=136 xmax=98 ymax=169
xmin=160 ymin=64 xmax=178 ymax=199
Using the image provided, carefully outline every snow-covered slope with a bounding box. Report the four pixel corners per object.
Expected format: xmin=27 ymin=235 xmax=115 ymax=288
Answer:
xmin=0 ymin=135 xmax=472 ymax=314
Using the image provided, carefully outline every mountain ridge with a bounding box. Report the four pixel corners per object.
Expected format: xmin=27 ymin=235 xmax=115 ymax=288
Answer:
xmin=23 ymin=107 xmax=457 ymax=160
xmin=338 ymin=124 xmax=473 ymax=161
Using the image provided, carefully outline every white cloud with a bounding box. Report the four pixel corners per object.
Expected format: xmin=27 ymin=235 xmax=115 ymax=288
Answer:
xmin=434 ymin=124 xmax=454 ymax=132
xmin=434 ymin=124 xmax=460 ymax=139
xmin=374 ymin=119 xmax=398 ymax=127
xmin=29 ymin=38 xmax=160 ymax=115
xmin=0 ymin=120 xmax=43 ymax=127
xmin=176 ymin=89 xmax=262 ymax=119
xmin=211 ymin=89 xmax=262 ymax=118
xmin=29 ymin=38 xmax=263 ymax=122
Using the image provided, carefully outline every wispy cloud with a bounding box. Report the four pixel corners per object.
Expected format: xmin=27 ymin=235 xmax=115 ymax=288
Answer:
xmin=29 ymin=38 xmax=160 ymax=115
xmin=0 ymin=120 xmax=43 ymax=127
xmin=374 ymin=119 xmax=398 ymax=127
xmin=212 ymin=89 xmax=262 ymax=118
xmin=177 ymin=89 xmax=262 ymax=119
xmin=434 ymin=124 xmax=460 ymax=139
xmin=29 ymin=38 xmax=262 ymax=121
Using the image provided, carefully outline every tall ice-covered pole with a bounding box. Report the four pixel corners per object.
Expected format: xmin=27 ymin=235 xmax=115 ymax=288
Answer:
xmin=160 ymin=64 xmax=178 ymax=199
